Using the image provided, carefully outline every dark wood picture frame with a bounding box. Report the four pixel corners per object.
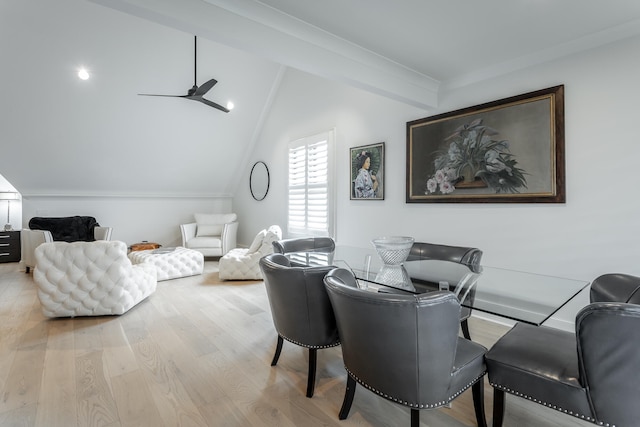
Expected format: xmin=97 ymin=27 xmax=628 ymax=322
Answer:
xmin=350 ymin=142 xmax=385 ymax=200
xmin=407 ymin=85 xmax=565 ymax=203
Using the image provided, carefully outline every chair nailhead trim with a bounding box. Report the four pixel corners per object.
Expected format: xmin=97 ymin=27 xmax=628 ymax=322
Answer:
xmin=346 ymin=367 xmax=485 ymax=409
xmin=489 ymin=383 xmax=614 ymax=427
xmin=281 ymin=335 xmax=340 ymax=349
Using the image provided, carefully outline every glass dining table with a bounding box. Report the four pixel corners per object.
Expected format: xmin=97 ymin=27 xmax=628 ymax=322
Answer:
xmin=286 ymin=245 xmax=590 ymax=326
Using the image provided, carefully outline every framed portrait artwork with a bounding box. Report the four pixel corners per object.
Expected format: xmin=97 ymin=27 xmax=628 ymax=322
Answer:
xmin=350 ymin=142 xmax=385 ymax=200
xmin=406 ymin=85 xmax=565 ymax=203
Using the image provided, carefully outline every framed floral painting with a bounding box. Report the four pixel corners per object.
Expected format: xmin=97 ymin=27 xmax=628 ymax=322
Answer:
xmin=350 ymin=142 xmax=385 ymax=200
xmin=406 ymin=85 xmax=565 ymax=203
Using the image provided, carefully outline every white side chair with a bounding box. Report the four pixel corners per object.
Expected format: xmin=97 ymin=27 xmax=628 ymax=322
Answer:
xmin=180 ymin=213 xmax=238 ymax=257
xmin=219 ymin=225 xmax=282 ymax=280
xmin=34 ymin=240 xmax=157 ymax=318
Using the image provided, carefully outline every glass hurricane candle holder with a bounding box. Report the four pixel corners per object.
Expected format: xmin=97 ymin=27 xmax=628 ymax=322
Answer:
xmin=371 ymin=236 xmax=414 ymax=265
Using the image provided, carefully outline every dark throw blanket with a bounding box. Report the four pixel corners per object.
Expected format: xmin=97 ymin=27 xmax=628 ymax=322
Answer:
xmin=28 ymin=216 xmax=100 ymax=242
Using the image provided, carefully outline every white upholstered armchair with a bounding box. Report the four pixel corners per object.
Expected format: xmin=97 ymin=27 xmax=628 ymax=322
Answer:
xmin=180 ymin=213 xmax=238 ymax=257
xmin=22 ymin=216 xmax=113 ymax=273
xmin=34 ymin=241 xmax=157 ymax=318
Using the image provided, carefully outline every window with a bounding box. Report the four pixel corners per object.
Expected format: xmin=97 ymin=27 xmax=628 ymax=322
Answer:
xmin=288 ymin=130 xmax=334 ymax=238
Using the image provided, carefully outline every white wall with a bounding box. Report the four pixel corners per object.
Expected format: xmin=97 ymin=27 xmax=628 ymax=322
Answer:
xmin=22 ymin=196 xmax=232 ymax=247
xmin=433 ymin=36 xmax=640 ymax=281
xmin=233 ymin=67 xmax=426 ymax=246
xmin=0 ymin=173 xmax=22 ymax=230
xmin=234 ymin=35 xmax=640 ymax=329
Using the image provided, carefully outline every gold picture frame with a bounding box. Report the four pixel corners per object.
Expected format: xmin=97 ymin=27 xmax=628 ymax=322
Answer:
xmin=407 ymin=85 xmax=565 ymax=203
xmin=350 ymin=142 xmax=385 ymax=200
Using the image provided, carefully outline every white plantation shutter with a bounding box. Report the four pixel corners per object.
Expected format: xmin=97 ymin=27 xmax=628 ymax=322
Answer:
xmin=288 ymin=130 xmax=334 ymax=237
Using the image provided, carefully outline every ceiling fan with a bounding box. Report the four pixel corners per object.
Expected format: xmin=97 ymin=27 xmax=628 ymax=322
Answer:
xmin=138 ymin=36 xmax=230 ymax=113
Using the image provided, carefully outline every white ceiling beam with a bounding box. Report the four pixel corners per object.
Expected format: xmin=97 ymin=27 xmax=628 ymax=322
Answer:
xmin=87 ymin=0 xmax=440 ymax=109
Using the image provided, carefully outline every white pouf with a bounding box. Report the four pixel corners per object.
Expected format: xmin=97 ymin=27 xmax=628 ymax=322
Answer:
xmin=218 ymin=225 xmax=282 ymax=280
xmin=128 ymin=246 xmax=204 ymax=281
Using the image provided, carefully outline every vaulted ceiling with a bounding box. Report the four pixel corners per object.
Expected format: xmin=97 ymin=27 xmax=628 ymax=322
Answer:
xmin=3 ymin=0 xmax=640 ymax=197
xmin=254 ymin=0 xmax=640 ymax=90
xmin=92 ymin=0 xmax=640 ymax=106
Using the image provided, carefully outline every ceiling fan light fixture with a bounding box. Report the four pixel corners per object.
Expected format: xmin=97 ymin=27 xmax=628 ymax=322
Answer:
xmin=226 ymin=101 xmax=234 ymax=110
xmin=77 ymin=67 xmax=90 ymax=80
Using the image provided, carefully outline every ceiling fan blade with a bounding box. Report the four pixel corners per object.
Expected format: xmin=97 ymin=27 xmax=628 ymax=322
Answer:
xmin=138 ymin=93 xmax=189 ymax=98
xmin=193 ymin=78 xmax=218 ymax=96
xmin=194 ymin=97 xmax=230 ymax=113
xmin=138 ymin=35 xmax=230 ymax=113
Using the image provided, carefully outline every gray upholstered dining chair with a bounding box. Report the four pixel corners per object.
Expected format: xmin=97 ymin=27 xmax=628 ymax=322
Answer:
xmin=323 ymin=268 xmax=488 ymax=427
xmin=272 ymin=237 xmax=336 ymax=254
xmin=590 ymin=272 xmax=640 ymax=304
xmin=486 ymin=302 xmax=640 ymax=427
xmin=408 ymin=241 xmax=483 ymax=339
xmin=407 ymin=241 xmax=483 ymax=269
xmin=258 ymin=253 xmax=340 ymax=398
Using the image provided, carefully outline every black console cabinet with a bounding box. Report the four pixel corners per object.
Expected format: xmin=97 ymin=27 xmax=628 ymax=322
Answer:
xmin=0 ymin=230 xmax=20 ymax=263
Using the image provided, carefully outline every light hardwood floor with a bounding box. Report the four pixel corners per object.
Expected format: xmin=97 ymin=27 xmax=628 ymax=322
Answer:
xmin=0 ymin=260 xmax=593 ymax=427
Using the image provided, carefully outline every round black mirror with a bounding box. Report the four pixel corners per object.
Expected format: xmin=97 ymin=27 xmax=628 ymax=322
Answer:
xmin=250 ymin=161 xmax=270 ymax=201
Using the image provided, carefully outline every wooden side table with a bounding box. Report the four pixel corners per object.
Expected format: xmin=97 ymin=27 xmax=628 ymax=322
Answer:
xmin=0 ymin=230 xmax=21 ymax=263
xmin=129 ymin=241 xmax=162 ymax=252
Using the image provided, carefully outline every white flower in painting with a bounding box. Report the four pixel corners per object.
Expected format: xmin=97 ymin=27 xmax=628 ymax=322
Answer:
xmin=444 ymin=167 xmax=457 ymax=182
xmin=426 ymin=178 xmax=438 ymax=193
xmin=434 ymin=169 xmax=446 ymax=183
xmin=440 ymin=180 xmax=455 ymax=194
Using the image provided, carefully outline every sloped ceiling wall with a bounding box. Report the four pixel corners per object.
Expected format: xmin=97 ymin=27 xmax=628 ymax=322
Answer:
xmin=7 ymin=0 xmax=640 ymax=200
xmin=0 ymin=0 xmax=282 ymax=197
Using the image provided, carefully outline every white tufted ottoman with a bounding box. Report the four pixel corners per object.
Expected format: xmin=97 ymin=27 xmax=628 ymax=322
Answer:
xmin=128 ymin=246 xmax=204 ymax=281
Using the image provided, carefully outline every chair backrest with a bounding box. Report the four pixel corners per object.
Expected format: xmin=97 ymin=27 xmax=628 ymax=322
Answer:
xmin=259 ymin=253 xmax=339 ymax=348
xmin=408 ymin=242 xmax=482 ymax=271
xmin=324 ymin=268 xmax=462 ymax=405
xmin=193 ymin=213 xmax=237 ymax=237
xmin=257 ymin=225 xmax=282 ymax=256
xmin=325 ymin=267 xmax=359 ymax=288
xmin=576 ymin=302 xmax=640 ymax=426
xmin=589 ymin=273 xmax=640 ymax=304
xmin=272 ymin=237 xmax=336 ymax=254
xmin=405 ymin=243 xmax=481 ymax=311
xmin=246 ymin=225 xmax=283 ymax=256
xmin=35 ymin=240 xmax=132 ymax=280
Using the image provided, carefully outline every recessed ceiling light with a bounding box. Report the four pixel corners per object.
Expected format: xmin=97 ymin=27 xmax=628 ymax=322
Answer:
xmin=77 ymin=68 xmax=90 ymax=80
xmin=226 ymin=101 xmax=235 ymax=110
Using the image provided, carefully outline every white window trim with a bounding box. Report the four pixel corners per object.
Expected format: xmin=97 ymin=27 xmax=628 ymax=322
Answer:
xmin=287 ymin=129 xmax=335 ymax=238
